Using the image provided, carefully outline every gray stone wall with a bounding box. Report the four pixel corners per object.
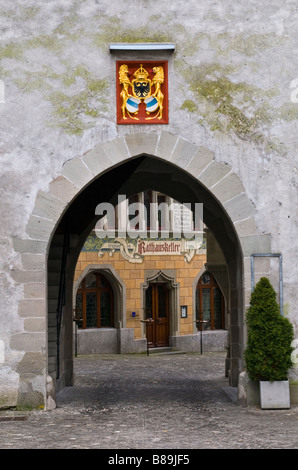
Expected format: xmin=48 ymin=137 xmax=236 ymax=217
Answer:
xmin=1 ymin=0 xmax=298 ymax=408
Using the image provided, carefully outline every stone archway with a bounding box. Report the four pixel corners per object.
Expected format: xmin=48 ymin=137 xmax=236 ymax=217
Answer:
xmin=12 ymin=131 xmax=272 ymax=408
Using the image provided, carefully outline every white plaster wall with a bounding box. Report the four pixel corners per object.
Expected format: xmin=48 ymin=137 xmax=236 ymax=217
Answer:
xmin=1 ymin=0 xmax=298 ymax=403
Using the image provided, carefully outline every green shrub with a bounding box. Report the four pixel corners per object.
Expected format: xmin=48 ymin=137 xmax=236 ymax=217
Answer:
xmin=244 ymin=277 xmax=294 ymax=382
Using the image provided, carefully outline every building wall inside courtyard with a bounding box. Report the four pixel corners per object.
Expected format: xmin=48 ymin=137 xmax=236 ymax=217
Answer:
xmin=74 ymin=236 xmax=208 ymax=347
xmin=76 ymin=254 xmax=206 ymax=337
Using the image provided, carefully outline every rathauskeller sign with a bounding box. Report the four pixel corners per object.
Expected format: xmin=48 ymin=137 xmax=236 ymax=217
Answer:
xmin=137 ymin=240 xmax=181 ymax=255
xmin=94 ymin=237 xmax=205 ymax=263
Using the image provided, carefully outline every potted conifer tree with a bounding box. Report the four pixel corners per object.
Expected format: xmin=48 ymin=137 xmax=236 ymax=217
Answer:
xmin=244 ymin=277 xmax=294 ymax=409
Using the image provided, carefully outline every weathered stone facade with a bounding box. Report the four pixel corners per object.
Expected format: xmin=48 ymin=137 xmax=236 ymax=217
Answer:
xmin=1 ymin=1 xmax=298 ymax=409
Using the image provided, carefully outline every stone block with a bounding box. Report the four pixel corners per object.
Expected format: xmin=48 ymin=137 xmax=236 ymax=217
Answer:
xmin=223 ymin=192 xmax=255 ymax=223
xmin=238 ymin=371 xmax=260 ymax=407
xmin=102 ymin=137 xmax=130 ymax=164
xmin=290 ymin=383 xmax=298 ymax=404
xmin=133 ymin=338 xmax=147 ymax=353
xmin=49 ymin=175 xmax=78 ymax=203
xmin=170 ymin=331 xmax=228 ymax=352
xmin=61 ymin=157 xmax=93 ymax=189
xmin=202 ymin=330 xmax=229 ymax=351
xmin=185 ymin=146 xmax=214 ymax=177
xmin=18 ymin=299 xmax=46 ymax=318
xmin=118 ymin=328 xmax=139 ymax=353
xmin=21 ymin=253 xmax=46 ymax=271
xmin=234 ymin=217 xmax=257 ymax=238
xmin=11 ymin=269 xmax=45 ymax=283
xmin=212 ymin=172 xmax=245 ymax=203
xmin=10 ymin=332 xmax=46 ymax=353
xmin=0 ymin=368 xmax=19 ymax=410
xmin=240 ymin=234 xmax=272 ymax=257
xmin=13 ymin=238 xmax=47 ymax=255
xmin=82 ymin=146 xmax=111 ymax=176
xmin=170 ymin=137 xmax=198 ymax=168
xmin=17 ymin=376 xmax=45 ymax=410
xmin=155 ymin=131 xmax=179 ymax=160
xmin=16 ymin=352 xmax=46 ymax=376
xmin=25 ymin=215 xmax=55 ymax=241
xmin=199 ymin=161 xmax=231 ymax=189
xmin=125 ymin=132 xmax=159 ymax=158
xmin=75 ymin=328 xmax=118 ymax=354
xmin=23 ymin=283 xmax=46 ymax=300
xmin=24 ymin=317 xmax=46 ymax=332
xmin=32 ymin=190 xmax=65 ymax=221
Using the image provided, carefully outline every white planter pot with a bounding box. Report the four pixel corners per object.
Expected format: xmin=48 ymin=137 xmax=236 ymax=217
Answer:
xmin=260 ymin=380 xmax=290 ymax=409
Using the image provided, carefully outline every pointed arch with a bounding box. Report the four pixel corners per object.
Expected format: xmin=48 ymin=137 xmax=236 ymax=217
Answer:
xmin=12 ymin=130 xmax=272 ymax=407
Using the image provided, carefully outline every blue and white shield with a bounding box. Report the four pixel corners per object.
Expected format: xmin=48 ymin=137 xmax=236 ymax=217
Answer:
xmin=126 ymin=96 xmax=141 ymax=114
xmin=144 ymin=96 xmax=159 ymax=113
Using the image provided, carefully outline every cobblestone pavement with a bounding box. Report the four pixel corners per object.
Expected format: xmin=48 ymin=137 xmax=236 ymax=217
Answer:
xmin=1 ymin=352 xmax=298 ymax=450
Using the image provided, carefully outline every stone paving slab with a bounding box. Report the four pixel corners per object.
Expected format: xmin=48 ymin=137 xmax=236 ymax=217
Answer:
xmin=0 ymin=352 xmax=298 ymax=450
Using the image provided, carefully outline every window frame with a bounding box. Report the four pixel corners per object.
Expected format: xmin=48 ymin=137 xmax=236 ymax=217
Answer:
xmin=76 ymin=272 xmax=114 ymax=329
xmin=196 ymin=272 xmax=225 ymax=330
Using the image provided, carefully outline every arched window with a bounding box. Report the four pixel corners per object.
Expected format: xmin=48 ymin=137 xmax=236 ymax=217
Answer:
xmin=196 ymin=271 xmax=224 ymax=330
xmin=75 ymin=272 xmax=114 ymax=329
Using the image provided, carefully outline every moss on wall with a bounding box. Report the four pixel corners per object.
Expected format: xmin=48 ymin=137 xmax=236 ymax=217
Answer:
xmin=92 ymin=17 xmax=172 ymax=48
xmin=210 ymin=32 xmax=287 ymax=57
xmin=277 ymin=103 xmax=298 ymax=122
xmin=181 ymin=100 xmax=198 ymax=113
xmin=49 ymin=73 xmax=109 ymax=135
xmin=178 ymin=62 xmax=275 ymax=144
xmin=0 ymin=43 xmax=24 ymax=60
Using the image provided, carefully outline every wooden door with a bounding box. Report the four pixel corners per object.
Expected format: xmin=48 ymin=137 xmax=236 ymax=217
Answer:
xmin=145 ymin=283 xmax=169 ymax=347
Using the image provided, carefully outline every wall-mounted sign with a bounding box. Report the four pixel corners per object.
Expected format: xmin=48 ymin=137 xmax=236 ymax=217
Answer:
xmin=98 ymin=238 xmax=204 ymax=264
xmin=117 ymin=61 xmax=168 ymax=125
xmin=83 ymin=234 xmax=206 ymax=264
xmin=181 ymin=306 xmax=188 ymax=319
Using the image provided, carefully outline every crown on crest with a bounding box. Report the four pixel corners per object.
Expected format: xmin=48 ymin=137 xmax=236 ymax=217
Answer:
xmin=133 ymin=64 xmax=149 ymax=80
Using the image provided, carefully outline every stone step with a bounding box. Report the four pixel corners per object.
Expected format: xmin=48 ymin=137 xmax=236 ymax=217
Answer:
xmin=148 ymin=347 xmax=186 ymax=356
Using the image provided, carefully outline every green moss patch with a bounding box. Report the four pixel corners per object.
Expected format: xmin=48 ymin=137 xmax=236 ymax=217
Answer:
xmin=179 ymin=63 xmax=274 ymax=143
xmin=49 ymin=75 xmax=108 ymax=135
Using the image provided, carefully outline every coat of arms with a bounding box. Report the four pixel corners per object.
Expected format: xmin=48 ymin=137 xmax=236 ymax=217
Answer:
xmin=117 ymin=61 xmax=168 ymax=124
